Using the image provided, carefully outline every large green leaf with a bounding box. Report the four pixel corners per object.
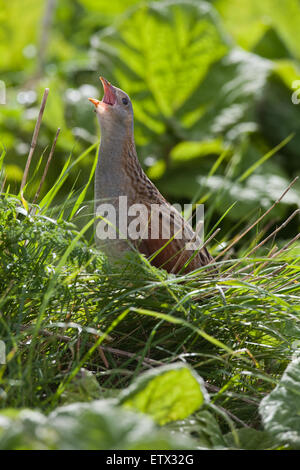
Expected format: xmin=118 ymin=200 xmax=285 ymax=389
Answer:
xmin=92 ymin=0 xmax=274 ymax=164
xmin=259 ymin=357 xmax=300 ymax=449
xmin=93 ymin=0 xmax=229 ymax=143
xmin=91 ymin=0 xmax=300 ymax=223
xmin=215 ymin=0 xmax=269 ymax=51
xmin=170 ymin=411 xmax=280 ymax=449
xmin=263 ymin=0 xmax=300 ymax=60
xmin=78 ymin=0 xmax=142 ymax=19
xmin=224 ymin=428 xmax=280 ymax=450
xmin=170 ymin=138 xmax=224 ymax=161
xmin=168 ymin=410 xmax=228 ymax=449
xmin=119 ymin=363 xmax=209 ymax=425
xmin=0 ymin=0 xmax=44 ymax=71
xmin=216 ymin=0 xmax=300 ymax=59
xmin=0 ymin=401 xmax=195 ymax=450
xmin=48 ymin=400 xmax=194 ymax=450
xmin=177 ymin=48 xmax=271 ymax=143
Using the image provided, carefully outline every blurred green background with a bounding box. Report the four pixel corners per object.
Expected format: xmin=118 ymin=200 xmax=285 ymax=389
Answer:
xmin=0 ymin=0 xmax=300 ymax=237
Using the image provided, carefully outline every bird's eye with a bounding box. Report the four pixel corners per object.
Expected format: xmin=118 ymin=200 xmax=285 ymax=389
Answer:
xmin=122 ymin=97 xmax=128 ymax=105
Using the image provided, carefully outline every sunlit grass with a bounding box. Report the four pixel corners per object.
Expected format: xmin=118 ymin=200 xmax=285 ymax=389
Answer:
xmin=0 ymin=99 xmax=299 ymax=441
xmin=0 ymin=188 xmax=299 ymax=428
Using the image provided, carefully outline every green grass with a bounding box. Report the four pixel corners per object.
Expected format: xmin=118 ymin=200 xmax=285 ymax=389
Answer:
xmin=0 ymin=139 xmax=299 ymax=449
xmin=1 ymin=0 xmax=300 ymax=449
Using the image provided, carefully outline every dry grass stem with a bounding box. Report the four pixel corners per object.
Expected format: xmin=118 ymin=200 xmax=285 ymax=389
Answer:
xmin=31 ymin=127 xmax=61 ymax=206
xmin=215 ymin=176 xmax=299 ymax=261
xmin=20 ymin=88 xmax=49 ymax=195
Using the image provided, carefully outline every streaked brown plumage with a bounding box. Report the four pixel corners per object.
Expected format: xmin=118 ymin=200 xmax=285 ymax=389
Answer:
xmin=89 ymin=77 xmax=214 ymax=274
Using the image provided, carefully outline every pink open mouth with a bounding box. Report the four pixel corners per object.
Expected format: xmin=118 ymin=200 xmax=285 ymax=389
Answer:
xmin=88 ymin=77 xmax=116 ymax=110
xmin=100 ymin=77 xmax=116 ymax=106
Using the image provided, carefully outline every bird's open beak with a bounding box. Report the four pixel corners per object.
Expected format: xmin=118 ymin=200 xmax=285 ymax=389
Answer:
xmin=88 ymin=77 xmax=116 ymax=110
xmin=88 ymin=98 xmax=101 ymax=107
xmin=100 ymin=77 xmax=116 ymax=105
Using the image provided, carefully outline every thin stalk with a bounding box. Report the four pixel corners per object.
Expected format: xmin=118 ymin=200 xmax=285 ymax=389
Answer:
xmin=20 ymin=88 xmax=49 ymax=196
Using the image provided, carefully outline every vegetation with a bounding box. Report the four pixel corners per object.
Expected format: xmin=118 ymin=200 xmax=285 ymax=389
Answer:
xmin=0 ymin=0 xmax=300 ymax=450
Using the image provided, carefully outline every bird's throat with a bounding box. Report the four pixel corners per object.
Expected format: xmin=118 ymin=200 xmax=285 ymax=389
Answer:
xmin=95 ymin=122 xmax=137 ymax=206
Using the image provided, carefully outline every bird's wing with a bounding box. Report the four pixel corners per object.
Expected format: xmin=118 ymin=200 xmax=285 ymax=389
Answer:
xmin=125 ymin=144 xmax=214 ymax=272
xmin=133 ymin=200 xmax=213 ymax=273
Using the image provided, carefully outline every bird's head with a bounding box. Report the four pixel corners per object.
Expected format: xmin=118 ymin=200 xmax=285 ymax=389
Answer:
xmin=89 ymin=77 xmax=133 ymax=134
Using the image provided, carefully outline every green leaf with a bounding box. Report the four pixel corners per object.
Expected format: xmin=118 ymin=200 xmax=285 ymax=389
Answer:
xmin=95 ymin=0 xmax=229 ymax=140
xmin=78 ymin=0 xmax=139 ymax=12
xmin=259 ymin=356 xmax=300 ymax=449
xmin=0 ymin=409 xmax=48 ymax=450
xmin=275 ymin=60 xmax=300 ymax=90
xmin=216 ymin=0 xmax=300 ymax=59
xmin=0 ymin=401 xmax=195 ymax=450
xmin=225 ymin=428 xmax=280 ymax=450
xmin=0 ymin=0 xmax=44 ymax=71
xmin=215 ymin=0 xmax=269 ymax=51
xmin=261 ymin=0 xmax=300 ymax=60
xmin=94 ymin=3 xmax=273 ymax=146
xmin=119 ymin=363 xmax=209 ymax=425
xmin=50 ymin=400 xmax=195 ymax=450
xmin=168 ymin=410 xmax=228 ymax=449
xmin=170 ymin=139 xmax=224 ymax=162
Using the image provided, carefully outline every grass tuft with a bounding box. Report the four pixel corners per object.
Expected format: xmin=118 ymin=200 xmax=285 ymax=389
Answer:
xmin=0 ymin=91 xmax=299 ymax=439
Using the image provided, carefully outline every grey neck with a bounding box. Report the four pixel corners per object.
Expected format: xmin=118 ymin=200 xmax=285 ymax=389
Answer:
xmin=94 ymin=118 xmax=136 ymax=205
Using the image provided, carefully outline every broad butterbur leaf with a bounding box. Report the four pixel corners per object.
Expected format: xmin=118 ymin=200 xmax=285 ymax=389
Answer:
xmin=225 ymin=428 xmax=280 ymax=450
xmin=216 ymin=0 xmax=300 ymax=59
xmin=119 ymin=363 xmax=209 ymax=425
xmin=168 ymin=410 xmax=227 ymax=449
xmin=0 ymin=401 xmax=195 ymax=450
xmin=93 ymin=0 xmax=229 ymax=144
xmin=259 ymin=356 xmax=300 ymax=449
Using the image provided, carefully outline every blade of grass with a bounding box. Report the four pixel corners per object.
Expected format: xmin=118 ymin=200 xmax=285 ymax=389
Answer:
xmin=69 ymin=145 xmax=98 ymax=220
xmin=215 ymin=176 xmax=299 ymax=261
xmin=238 ymin=133 xmax=295 ymax=183
xmin=39 ymin=142 xmax=98 ymax=211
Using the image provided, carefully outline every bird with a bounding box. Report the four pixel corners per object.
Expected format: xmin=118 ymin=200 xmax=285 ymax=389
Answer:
xmin=88 ymin=77 xmax=214 ymax=274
